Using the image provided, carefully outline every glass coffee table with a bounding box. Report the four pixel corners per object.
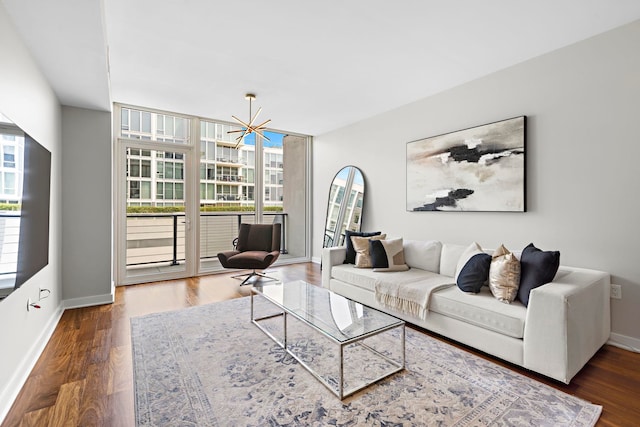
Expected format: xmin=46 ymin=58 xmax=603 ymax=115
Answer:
xmin=251 ymin=280 xmax=405 ymax=399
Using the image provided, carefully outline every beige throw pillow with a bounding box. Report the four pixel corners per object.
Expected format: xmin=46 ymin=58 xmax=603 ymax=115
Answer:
xmin=371 ymin=238 xmax=409 ymax=272
xmin=489 ymin=244 xmax=521 ymax=303
xmin=351 ymin=234 xmax=386 ymax=268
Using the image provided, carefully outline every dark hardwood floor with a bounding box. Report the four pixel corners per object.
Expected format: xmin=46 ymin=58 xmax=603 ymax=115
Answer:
xmin=2 ymin=262 xmax=639 ymax=426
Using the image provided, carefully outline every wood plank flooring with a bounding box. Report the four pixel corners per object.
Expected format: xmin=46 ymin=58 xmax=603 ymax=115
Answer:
xmin=2 ymin=262 xmax=639 ymax=426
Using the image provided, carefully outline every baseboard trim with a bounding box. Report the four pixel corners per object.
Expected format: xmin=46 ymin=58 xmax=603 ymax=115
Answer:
xmin=0 ymin=304 xmax=64 ymax=424
xmin=63 ymin=292 xmax=114 ymax=310
xmin=607 ymin=332 xmax=640 ymax=353
xmin=311 ymin=256 xmax=321 ymax=264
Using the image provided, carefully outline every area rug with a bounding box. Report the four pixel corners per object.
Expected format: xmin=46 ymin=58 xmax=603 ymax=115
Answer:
xmin=131 ymin=297 xmax=601 ymax=426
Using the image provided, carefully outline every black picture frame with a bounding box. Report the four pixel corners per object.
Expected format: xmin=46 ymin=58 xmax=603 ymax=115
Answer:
xmin=406 ymin=116 xmax=526 ymax=212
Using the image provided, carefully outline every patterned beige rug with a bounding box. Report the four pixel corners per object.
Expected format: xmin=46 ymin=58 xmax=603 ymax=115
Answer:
xmin=131 ymin=297 xmax=601 ymax=426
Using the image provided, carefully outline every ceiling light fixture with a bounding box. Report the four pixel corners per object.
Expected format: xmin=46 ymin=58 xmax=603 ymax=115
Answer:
xmin=228 ymin=93 xmax=271 ymax=148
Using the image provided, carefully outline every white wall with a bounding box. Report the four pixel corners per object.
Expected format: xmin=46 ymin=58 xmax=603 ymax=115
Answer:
xmin=0 ymin=3 xmax=64 ymax=421
xmin=61 ymin=106 xmax=113 ymax=307
xmin=314 ymin=20 xmax=640 ymax=347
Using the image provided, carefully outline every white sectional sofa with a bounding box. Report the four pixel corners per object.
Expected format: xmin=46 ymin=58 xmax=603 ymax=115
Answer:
xmin=322 ymin=239 xmax=611 ymax=384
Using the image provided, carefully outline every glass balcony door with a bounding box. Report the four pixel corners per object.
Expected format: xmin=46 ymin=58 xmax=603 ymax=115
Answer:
xmin=117 ymin=142 xmax=196 ymax=284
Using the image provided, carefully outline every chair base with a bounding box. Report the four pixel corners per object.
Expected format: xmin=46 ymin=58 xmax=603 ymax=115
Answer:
xmin=232 ymin=270 xmax=279 ymax=286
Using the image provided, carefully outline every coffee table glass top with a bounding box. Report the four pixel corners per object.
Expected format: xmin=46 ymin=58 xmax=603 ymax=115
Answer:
xmin=252 ymin=280 xmax=403 ymax=343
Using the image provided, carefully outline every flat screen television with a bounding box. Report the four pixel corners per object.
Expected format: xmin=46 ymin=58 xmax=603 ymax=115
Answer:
xmin=15 ymin=133 xmax=51 ymax=287
xmin=0 ymin=115 xmax=51 ymax=299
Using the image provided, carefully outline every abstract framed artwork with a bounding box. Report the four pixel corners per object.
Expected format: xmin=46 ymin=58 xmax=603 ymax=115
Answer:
xmin=406 ymin=116 xmax=526 ymax=212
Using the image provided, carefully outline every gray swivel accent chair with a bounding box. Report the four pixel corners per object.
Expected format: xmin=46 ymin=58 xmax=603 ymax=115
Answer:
xmin=217 ymin=223 xmax=281 ymax=285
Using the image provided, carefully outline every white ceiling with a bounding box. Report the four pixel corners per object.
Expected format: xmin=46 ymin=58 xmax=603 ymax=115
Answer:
xmin=4 ymin=1 xmax=640 ymax=135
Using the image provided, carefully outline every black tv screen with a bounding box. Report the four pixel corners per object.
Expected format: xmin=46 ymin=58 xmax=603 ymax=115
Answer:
xmin=14 ymin=134 xmax=51 ymax=287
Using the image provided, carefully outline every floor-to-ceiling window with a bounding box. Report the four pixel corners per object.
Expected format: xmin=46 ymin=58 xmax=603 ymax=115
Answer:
xmin=115 ymin=104 xmax=310 ymax=285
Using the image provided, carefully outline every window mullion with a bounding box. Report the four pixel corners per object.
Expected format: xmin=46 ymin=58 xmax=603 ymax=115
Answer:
xmin=255 ymin=134 xmax=264 ymax=223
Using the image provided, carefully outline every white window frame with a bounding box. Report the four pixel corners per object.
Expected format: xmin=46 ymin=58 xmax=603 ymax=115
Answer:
xmin=114 ymin=103 xmax=312 ymax=286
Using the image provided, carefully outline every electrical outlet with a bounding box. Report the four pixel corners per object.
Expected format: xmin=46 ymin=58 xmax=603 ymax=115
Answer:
xmin=610 ymin=284 xmax=622 ymax=299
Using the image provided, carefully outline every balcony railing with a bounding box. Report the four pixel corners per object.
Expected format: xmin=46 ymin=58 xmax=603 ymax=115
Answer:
xmin=215 ymin=157 xmax=240 ymax=164
xmin=215 ymin=194 xmax=242 ymax=201
xmin=125 ymin=212 xmax=287 ymax=268
xmin=216 ymin=174 xmax=244 ymax=182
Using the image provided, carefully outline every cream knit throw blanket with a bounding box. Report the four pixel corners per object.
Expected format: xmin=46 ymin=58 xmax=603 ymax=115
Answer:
xmin=375 ymin=276 xmax=455 ymax=320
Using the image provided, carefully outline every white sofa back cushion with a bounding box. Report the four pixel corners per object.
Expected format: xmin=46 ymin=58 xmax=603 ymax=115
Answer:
xmin=440 ymin=243 xmax=469 ymax=277
xmin=403 ymin=240 xmax=442 ymax=272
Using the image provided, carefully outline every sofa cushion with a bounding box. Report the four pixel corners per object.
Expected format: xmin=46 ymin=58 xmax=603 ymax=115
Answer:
xmin=517 ymin=243 xmax=560 ymax=307
xmin=403 ymin=239 xmax=442 ymax=272
xmin=344 ymin=230 xmax=382 ymax=264
xmin=439 ymin=243 xmax=468 ymax=277
xmin=489 ymin=244 xmax=521 ymax=303
xmin=454 ymin=242 xmax=491 ymax=293
xmin=351 ymin=234 xmax=386 ymax=268
xmin=429 ymin=286 xmax=527 ymax=338
xmin=370 ymin=238 xmax=409 ymax=272
xmin=331 ymin=264 xmax=440 ymax=292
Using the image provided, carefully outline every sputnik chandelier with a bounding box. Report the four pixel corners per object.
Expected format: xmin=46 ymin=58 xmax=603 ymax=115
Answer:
xmin=228 ymin=93 xmax=271 ymax=148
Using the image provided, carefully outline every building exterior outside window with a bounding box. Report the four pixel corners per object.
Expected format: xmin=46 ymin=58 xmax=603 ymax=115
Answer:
xmin=120 ymin=107 xmax=285 ymax=210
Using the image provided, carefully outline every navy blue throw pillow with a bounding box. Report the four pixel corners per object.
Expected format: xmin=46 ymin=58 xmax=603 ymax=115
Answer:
xmin=344 ymin=231 xmax=382 ymax=264
xmin=517 ymin=243 xmax=560 ymax=307
xmin=456 ymin=253 xmax=492 ymax=293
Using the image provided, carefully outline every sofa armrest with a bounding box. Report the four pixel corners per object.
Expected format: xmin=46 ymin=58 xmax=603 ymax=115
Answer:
xmin=321 ymin=246 xmax=347 ymax=289
xmin=523 ymin=267 xmax=611 ymax=383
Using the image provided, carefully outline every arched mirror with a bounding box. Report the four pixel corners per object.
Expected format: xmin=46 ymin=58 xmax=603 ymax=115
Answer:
xmin=323 ymin=166 xmax=365 ymax=247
